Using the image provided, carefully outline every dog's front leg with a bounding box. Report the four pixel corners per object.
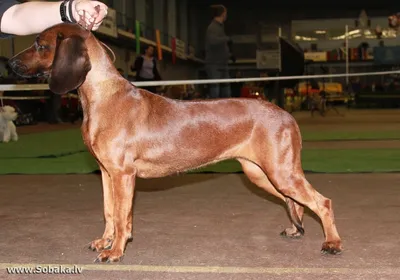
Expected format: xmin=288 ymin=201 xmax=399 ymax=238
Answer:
xmin=89 ymin=166 xmax=115 ymax=252
xmin=2 ymin=128 xmax=10 ymax=143
xmin=10 ymin=124 xmax=18 ymax=141
xmin=94 ymin=171 xmax=136 ymax=263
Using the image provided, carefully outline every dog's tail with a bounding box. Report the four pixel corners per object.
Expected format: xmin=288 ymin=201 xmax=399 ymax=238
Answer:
xmin=285 ymin=198 xmax=304 ymax=235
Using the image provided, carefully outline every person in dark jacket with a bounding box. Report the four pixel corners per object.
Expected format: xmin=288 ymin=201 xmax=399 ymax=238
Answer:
xmin=204 ymin=5 xmax=235 ymax=99
xmin=131 ymin=45 xmax=162 ymax=93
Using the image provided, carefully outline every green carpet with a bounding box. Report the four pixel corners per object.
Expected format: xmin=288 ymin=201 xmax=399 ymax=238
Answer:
xmin=0 ymin=129 xmax=85 ymax=159
xmin=0 ymin=128 xmax=399 ymax=174
xmin=1 ymin=149 xmax=400 ymax=174
xmin=300 ymin=130 xmax=400 ymax=141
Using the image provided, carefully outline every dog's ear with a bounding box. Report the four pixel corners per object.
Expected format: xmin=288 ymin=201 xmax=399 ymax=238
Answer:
xmin=49 ymin=35 xmax=91 ymax=95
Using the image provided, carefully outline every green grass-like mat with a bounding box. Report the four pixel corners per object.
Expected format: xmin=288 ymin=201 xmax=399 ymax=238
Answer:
xmin=1 ymin=128 xmax=399 ymax=159
xmin=0 ymin=129 xmax=85 ymax=159
xmin=300 ymin=130 xmax=400 ymax=141
xmin=1 ymin=149 xmax=400 ymax=174
xmin=0 ymin=128 xmax=399 ymax=174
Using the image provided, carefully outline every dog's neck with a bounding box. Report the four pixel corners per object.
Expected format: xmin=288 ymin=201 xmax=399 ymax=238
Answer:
xmin=78 ymin=35 xmax=129 ymax=104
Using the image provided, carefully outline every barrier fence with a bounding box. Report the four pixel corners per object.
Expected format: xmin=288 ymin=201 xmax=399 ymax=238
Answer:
xmin=2 ymin=69 xmax=400 ymax=116
xmin=0 ymin=69 xmax=399 ymax=91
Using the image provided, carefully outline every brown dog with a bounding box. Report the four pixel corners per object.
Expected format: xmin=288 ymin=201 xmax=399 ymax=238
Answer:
xmin=8 ymin=23 xmax=342 ymax=263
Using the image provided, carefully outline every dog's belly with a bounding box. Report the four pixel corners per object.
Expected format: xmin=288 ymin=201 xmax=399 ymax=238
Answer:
xmin=134 ymin=123 xmax=253 ymax=178
xmin=134 ymin=153 xmax=227 ymax=179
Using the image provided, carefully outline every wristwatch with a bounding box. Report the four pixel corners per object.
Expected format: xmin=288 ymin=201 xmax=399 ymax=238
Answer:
xmin=60 ymin=0 xmax=77 ymax=23
xmin=68 ymin=0 xmax=77 ymax=23
xmin=60 ymin=0 xmax=69 ymax=22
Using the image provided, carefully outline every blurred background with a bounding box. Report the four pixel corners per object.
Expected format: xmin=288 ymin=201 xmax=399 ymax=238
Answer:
xmin=1 ymin=1 xmax=400 ymax=123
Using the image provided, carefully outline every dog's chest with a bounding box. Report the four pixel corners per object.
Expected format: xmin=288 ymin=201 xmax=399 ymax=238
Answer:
xmin=81 ymin=122 xmax=111 ymax=158
xmin=81 ymin=122 xmax=97 ymax=150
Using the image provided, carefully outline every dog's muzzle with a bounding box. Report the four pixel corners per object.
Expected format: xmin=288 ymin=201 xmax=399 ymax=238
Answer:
xmin=8 ymin=59 xmax=29 ymax=76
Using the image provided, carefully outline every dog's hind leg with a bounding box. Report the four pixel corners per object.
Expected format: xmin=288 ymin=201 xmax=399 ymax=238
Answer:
xmin=282 ymin=197 xmax=304 ymax=238
xmin=238 ymin=159 xmax=304 ymax=238
xmin=89 ymin=166 xmax=115 ymax=252
xmin=261 ymin=127 xmax=342 ymax=255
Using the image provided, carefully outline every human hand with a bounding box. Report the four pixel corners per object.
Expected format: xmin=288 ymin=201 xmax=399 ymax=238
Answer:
xmin=72 ymin=0 xmax=108 ymax=31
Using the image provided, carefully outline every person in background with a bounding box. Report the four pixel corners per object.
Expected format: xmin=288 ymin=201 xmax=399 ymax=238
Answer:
xmin=131 ymin=45 xmax=162 ymax=93
xmin=131 ymin=45 xmax=161 ymax=93
xmin=0 ymin=0 xmax=108 ymax=37
xmin=204 ymin=4 xmax=235 ymax=99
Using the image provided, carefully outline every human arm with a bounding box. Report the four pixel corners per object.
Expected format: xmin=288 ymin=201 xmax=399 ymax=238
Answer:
xmin=0 ymin=0 xmax=108 ymax=36
xmin=227 ymin=39 xmax=236 ymax=63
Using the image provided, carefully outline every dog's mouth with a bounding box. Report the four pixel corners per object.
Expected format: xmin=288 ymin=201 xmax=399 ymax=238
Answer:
xmin=9 ymin=62 xmax=29 ymax=76
xmin=8 ymin=59 xmax=48 ymax=79
xmin=35 ymin=71 xmax=49 ymax=78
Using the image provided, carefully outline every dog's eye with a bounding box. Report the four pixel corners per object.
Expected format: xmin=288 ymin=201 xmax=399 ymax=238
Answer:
xmin=36 ymin=43 xmax=47 ymax=51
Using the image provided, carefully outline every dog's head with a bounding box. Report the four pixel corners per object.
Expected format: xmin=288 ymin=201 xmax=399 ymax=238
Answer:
xmin=0 ymin=106 xmax=18 ymax=121
xmin=8 ymin=23 xmax=92 ymax=95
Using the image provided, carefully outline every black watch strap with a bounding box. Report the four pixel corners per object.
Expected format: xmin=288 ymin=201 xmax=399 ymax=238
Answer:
xmin=60 ymin=0 xmax=69 ymax=22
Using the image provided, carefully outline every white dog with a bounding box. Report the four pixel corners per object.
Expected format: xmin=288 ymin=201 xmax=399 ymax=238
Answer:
xmin=0 ymin=105 xmax=18 ymax=143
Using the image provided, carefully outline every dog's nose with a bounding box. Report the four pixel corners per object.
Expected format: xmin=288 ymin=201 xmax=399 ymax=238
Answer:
xmin=8 ymin=59 xmax=28 ymax=74
xmin=8 ymin=58 xmax=18 ymax=68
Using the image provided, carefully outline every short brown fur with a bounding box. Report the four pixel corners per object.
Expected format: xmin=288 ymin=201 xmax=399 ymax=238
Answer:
xmin=8 ymin=23 xmax=342 ymax=263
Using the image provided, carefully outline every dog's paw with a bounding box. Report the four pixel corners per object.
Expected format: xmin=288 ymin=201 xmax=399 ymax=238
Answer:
xmin=280 ymin=229 xmax=304 ymax=239
xmin=321 ymin=240 xmax=343 ymax=255
xmin=280 ymin=226 xmax=304 ymax=239
xmin=94 ymin=248 xmax=124 ymax=263
xmin=89 ymin=238 xmax=113 ymax=252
